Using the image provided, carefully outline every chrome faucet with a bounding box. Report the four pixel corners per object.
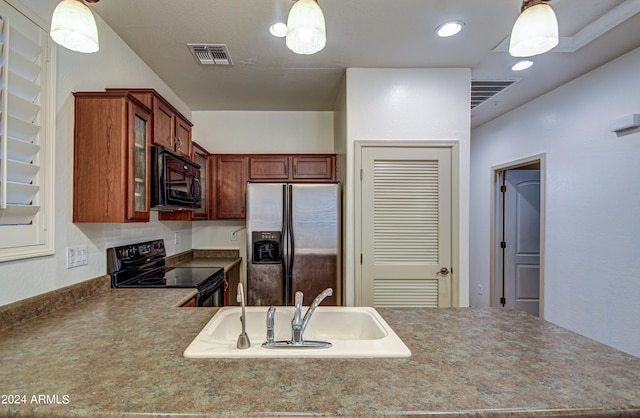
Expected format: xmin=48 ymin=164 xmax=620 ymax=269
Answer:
xmin=236 ymin=283 xmax=250 ymax=349
xmin=291 ymin=288 xmax=333 ymax=345
xmin=261 ymin=288 xmax=333 ymax=350
xmin=265 ymin=305 xmax=276 ymax=345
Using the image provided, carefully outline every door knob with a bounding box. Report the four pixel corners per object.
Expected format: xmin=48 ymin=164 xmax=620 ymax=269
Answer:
xmin=437 ymin=267 xmax=449 ymax=275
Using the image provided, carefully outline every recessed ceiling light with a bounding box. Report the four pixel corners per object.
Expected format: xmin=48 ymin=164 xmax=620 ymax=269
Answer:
xmin=269 ymin=22 xmax=287 ymax=38
xmin=512 ymin=60 xmax=533 ymax=71
xmin=436 ymin=21 xmax=464 ymax=38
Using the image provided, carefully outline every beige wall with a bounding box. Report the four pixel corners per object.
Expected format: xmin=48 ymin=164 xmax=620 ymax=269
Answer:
xmin=339 ymin=68 xmax=471 ymax=306
xmin=192 ymin=111 xmax=334 ymax=154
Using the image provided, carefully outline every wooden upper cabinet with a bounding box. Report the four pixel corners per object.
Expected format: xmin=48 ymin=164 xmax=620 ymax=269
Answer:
xmin=191 ymin=143 xmax=210 ymax=220
xmin=73 ymin=92 xmax=152 ymax=223
xmin=248 ymin=155 xmax=335 ymax=182
xmin=175 ymin=117 xmax=193 ymax=158
xmin=152 ymin=98 xmax=175 ymax=149
xmin=106 ymin=88 xmax=193 ymax=159
xmin=248 ymin=156 xmax=289 ymax=180
xmin=214 ymin=156 xmax=247 ymax=219
xmin=292 ymin=156 xmax=334 ymax=181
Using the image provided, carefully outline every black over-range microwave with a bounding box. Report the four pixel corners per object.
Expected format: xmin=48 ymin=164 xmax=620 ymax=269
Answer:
xmin=151 ymin=146 xmax=202 ymax=211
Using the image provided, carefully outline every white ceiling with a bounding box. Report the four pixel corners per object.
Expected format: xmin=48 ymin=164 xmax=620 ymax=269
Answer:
xmin=89 ymin=0 xmax=640 ymax=128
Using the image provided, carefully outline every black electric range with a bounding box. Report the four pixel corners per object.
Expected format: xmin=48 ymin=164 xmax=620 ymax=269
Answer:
xmin=107 ymin=239 xmax=225 ymax=306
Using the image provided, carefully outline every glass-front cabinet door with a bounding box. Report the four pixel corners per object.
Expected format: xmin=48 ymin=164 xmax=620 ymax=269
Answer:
xmin=128 ymin=102 xmax=151 ymax=221
xmin=192 ymin=143 xmax=209 ymax=220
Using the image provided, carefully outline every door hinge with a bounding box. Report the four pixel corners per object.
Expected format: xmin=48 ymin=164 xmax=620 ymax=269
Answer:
xmin=500 ymin=297 xmax=506 ymax=306
xmin=360 ymin=169 xmax=363 ymax=181
xmin=500 ymin=185 xmax=507 ymax=193
xmin=500 ymin=241 xmax=506 ymax=249
xmin=360 ymin=254 xmax=363 ymax=264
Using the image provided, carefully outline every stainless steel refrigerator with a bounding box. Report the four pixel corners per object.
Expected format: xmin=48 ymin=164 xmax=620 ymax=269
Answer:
xmin=246 ymin=183 xmax=341 ymax=306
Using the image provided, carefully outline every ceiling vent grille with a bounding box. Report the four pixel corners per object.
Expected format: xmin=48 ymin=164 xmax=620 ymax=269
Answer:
xmin=471 ymin=79 xmax=518 ymax=109
xmin=187 ymin=43 xmax=232 ymax=65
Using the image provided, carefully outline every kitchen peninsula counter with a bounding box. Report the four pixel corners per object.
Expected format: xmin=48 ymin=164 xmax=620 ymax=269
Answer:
xmin=1 ymin=289 xmax=639 ymax=417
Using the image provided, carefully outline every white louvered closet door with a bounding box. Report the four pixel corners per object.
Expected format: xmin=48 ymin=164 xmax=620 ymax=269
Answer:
xmin=361 ymin=146 xmax=451 ymax=307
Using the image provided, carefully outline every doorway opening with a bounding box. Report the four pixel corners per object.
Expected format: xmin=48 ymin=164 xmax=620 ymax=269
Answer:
xmin=492 ymin=155 xmax=545 ymax=318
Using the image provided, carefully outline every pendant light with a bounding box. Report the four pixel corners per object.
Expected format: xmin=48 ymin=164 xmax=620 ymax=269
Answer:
xmin=286 ymin=0 xmax=326 ymax=55
xmin=509 ymin=0 xmax=558 ymax=57
xmin=50 ymin=0 xmax=100 ymax=54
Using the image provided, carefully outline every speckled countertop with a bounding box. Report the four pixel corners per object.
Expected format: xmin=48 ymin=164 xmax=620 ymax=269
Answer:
xmin=173 ymin=257 xmax=241 ymax=271
xmin=1 ymin=289 xmax=639 ymax=417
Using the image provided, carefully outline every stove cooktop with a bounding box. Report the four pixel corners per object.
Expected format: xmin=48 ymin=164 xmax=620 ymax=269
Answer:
xmin=121 ymin=266 xmax=224 ymax=289
xmin=107 ymin=239 xmax=225 ymax=291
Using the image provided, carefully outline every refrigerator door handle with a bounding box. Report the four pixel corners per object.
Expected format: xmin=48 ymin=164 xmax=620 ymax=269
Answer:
xmin=280 ymin=184 xmax=287 ymax=256
xmin=282 ymin=184 xmax=290 ymax=305
xmin=288 ymin=185 xmax=295 ymax=276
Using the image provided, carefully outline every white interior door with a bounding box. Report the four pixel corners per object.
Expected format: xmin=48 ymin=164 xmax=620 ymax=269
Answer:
xmin=504 ymin=169 xmax=541 ymax=316
xmin=360 ymin=146 xmax=452 ymax=307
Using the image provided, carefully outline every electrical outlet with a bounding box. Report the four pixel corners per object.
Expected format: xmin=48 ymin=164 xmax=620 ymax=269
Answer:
xmin=231 ymin=231 xmax=238 ymax=241
xmin=478 ymin=285 xmax=483 ymax=295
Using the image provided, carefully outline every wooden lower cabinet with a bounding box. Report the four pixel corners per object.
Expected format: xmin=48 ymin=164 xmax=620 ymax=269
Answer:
xmin=181 ymin=297 xmax=196 ymax=307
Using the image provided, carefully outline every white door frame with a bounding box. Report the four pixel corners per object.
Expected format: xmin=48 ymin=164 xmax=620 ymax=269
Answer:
xmin=354 ymin=139 xmax=461 ymax=307
xmin=490 ymin=153 xmax=546 ymax=318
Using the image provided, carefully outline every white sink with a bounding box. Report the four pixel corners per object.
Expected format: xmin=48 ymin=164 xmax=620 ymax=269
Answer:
xmin=183 ymin=306 xmax=411 ymax=358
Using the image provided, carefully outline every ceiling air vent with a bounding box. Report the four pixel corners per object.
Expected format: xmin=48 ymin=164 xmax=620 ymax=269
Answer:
xmin=187 ymin=43 xmax=232 ymax=65
xmin=471 ymin=79 xmax=518 ymax=109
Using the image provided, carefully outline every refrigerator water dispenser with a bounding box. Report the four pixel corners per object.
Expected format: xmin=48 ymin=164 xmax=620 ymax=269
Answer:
xmin=252 ymin=231 xmax=282 ymax=264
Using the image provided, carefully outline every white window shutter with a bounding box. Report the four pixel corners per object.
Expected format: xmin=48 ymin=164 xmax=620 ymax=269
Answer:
xmin=0 ymin=0 xmax=55 ymax=261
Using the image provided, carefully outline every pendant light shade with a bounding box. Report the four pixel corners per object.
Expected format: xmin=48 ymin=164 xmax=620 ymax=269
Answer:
xmin=509 ymin=2 xmax=558 ymax=57
xmin=50 ymin=0 xmax=99 ymax=53
xmin=286 ymin=0 xmax=326 ymax=55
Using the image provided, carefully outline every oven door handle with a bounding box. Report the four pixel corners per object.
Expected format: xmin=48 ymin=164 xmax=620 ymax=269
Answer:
xmin=198 ymin=275 xmax=225 ymax=294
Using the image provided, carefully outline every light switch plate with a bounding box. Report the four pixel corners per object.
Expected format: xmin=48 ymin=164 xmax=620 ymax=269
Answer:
xmin=66 ymin=245 xmax=88 ymax=269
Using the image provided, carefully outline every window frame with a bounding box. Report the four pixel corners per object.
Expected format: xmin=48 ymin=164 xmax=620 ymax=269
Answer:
xmin=0 ymin=0 xmax=56 ymax=262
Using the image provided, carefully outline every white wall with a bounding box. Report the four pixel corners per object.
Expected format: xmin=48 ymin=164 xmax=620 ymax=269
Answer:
xmin=340 ymin=68 xmax=471 ymax=306
xmin=470 ymin=46 xmax=640 ymax=357
xmin=0 ymin=1 xmax=193 ymax=306
xmin=192 ymin=111 xmax=334 ymax=154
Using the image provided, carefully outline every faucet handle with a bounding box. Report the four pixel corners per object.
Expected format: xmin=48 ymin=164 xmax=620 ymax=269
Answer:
xmin=266 ymin=306 xmax=276 ymax=328
xmin=236 ymin=282 xmax=245 ymax=305
xmin=266 ymin=306 xmax=276 ymax=344
xmin=292 ymin=291 xmax=303 ymax=327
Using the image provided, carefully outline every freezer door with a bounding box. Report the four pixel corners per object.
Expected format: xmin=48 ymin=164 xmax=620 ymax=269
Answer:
xmin=290 ymin=184 xmax=340 ymax=306
xmin=246 ymin=183 xmax=286 ymax=305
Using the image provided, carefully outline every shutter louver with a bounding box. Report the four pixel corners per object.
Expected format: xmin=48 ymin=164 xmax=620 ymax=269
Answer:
xmin=372 ymin=160 xmax=441 ymax=307
xmin=374 ymin=278 xmax=439 ymax=307
xmin=0 ymin=14 xmax=42 ymax=226
xmin=373 ymin=160 xmax=439 ymax=264
xmin=0 ymin=0 xmax=54 ymax=262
